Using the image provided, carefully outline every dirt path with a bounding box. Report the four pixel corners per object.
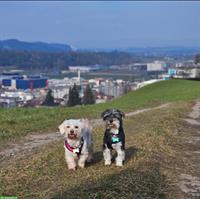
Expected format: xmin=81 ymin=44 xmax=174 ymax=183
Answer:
xmin=0 ymin=103 xmax=170 ymax=163
xmin=177 ymin=101 xmax=200 ymax=198
xmin=126 ymin=103 xmax=169 ymax=116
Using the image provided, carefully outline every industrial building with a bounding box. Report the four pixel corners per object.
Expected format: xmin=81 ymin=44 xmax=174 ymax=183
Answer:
xmin=99 ymin=80 xmax=128 ymax=98
xmin=147 ymin=61 xmax=167 ymax=72
xmin=68 ymin=66 xmax=100 ymax=72
xmin=1 ymin=75 xmax=48 ymax=90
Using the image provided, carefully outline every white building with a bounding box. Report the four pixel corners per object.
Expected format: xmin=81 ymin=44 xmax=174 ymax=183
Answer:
xmin=188 ymin=68 xmax=200 ymax=78
xmin=69 ymin=66 xmax=91 ymax=72
xmin=99 ymin=80 xmax=126 ymax=98
xmin=147 ymin=61 xmax=166 ymax=72
xmin=0 ymin=90 xmax=35 ymax=107
xmin=0 ymin=91 xmax=33 ymax=101
xmin=52 ymin=87 xmax=69 ymax=99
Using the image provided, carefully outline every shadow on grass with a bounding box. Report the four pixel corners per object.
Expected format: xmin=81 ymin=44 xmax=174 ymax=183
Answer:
xmin=87 ymin=146 xmax=138 ymax=167
xmin=52 ymin=165 xmax=166 ymax=199
xmin=86 ymin=150 xmax=103 ymax=166
xmin=125 ymin=146 xmax=139 ymax=162
xmin=52 ymin=155 xmax=166 ymax=199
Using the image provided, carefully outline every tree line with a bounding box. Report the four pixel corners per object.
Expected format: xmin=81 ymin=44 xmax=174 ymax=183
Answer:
xmin=0 ymin=50 xmax=141 ymax=70
xmin=43 ymin=84 xmax=95 ymax=106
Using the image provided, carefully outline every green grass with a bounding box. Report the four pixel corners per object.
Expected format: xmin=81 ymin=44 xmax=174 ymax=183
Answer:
xmin=0 ymin=102 xmax=188 ymax=199
xmin=1 ymin=79 xmax=200 ymax=145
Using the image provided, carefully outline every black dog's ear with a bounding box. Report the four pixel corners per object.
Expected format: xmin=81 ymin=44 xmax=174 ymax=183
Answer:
xmin=120 ymin=111 xmax=125 ymax=118
xmin=116 ymin=109 xmax=125 ymax=118
xmin=101 ymin=109 xmax=110 ymax=120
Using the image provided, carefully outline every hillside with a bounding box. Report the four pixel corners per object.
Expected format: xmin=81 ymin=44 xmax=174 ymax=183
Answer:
xmin=1 ymin=79 xmax=200 ymax=199
xmin=0 ymin=39 xmax=72 ymax=52
xmin=1 ymin=98 xmax=199 ymax=198
xmin=1 ymin=79 xmax=200 ymax=145
xmin=0 ymin=49 xmax=138 ymax=70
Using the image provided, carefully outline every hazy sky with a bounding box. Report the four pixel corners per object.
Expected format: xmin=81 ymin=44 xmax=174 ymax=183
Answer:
xmin=0 ymin=1 xmax=200 ymax=49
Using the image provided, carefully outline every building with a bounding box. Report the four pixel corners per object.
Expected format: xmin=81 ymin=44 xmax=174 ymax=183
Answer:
xmin=128 ymin=63 xmax=147 ymax=71
xmin=69 ymin=66 xmax=91 ymax=72
xmin=147 ymin=61 xmax=166 ymax=72
xmin=168 ymin=68 xmax=177 ymax=76
xmin=2 ymin=75 xmax=48 ymax=90
xmin=0 ymin=91 xmax=34 ymax=108
xmin=68 ymin=66 xmax=100 ymax=73
xmin=189 ymin=68 xmax=200 ymax=78
xmin=99 ymin=80 xmax=128 ymax=98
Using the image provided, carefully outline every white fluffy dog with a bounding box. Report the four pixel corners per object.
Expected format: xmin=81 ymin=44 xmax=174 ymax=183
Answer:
xmin=58 ymin=119 xmax=93 ymax=170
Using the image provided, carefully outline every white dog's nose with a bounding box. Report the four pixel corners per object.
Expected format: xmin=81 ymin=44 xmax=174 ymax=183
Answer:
xmin=70 ymin=129 xmax=74 ymax=134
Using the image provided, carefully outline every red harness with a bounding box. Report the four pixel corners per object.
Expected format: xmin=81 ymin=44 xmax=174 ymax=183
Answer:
xmin=64 ymin=138 xmax=84 ymax=157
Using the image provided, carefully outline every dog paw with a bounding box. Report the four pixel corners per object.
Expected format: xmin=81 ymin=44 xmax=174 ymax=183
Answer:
xmin=78 ymin=162 xmax=85 ymax=168
xmin=68 ymin=165 xmax=77 ymax=170
xmin=104 ymin=161 xmax=111 ymax=166
xmin=116 ymin=162 xmax=123 ymax=167
xmin=68 ymin=167 xmax=76 ymax=170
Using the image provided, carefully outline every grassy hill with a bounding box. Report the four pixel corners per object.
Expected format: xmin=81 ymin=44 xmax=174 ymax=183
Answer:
xmin=1 ymin=79 xmax=199 ymax=198
xmin=1 ymin=79 xmax=200 ymax=144
xmin=0 ymin=101 xmax=192 ymax=198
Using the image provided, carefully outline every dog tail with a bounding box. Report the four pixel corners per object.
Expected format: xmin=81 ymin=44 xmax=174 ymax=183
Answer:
xmin=81 ymin=118 xmax=93 ymax=162
xmin=81 ymin=118 xmax=92 ymax=132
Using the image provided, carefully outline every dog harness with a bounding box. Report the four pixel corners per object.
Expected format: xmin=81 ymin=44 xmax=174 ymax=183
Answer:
xmin=110 ymin=129 xmax=120 ymax=143
xmin=64 ymin=137 xmax=84 ymax=157
xmin=111 ymin=133 xmax=121 ymax=143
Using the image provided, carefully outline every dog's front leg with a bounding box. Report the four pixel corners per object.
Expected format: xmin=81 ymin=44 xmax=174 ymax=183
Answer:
xmin=65 ymin=152 xmax=77 ymax=170
xmin=103 ymin=146 xmax=111 ymax=165
xmin=115 ymin=144 xmax=125 ymax=167
xmin=78 ymin=153 xmax=88 ymax=168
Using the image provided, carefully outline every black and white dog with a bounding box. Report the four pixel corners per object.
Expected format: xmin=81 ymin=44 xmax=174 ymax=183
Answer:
xmin=101 ymin=109 xmax=125 ymax=166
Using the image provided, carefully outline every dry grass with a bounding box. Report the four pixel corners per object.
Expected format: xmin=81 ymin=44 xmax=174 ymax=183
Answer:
xmin=0 ymin=101 xmax=192 ymax=199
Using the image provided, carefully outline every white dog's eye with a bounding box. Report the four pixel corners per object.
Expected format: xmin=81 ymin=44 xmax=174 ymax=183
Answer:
xmin=75 ymin=126 xmax=79 ymax=129
xmin=66 ymin=126 xmax=70 ymax=128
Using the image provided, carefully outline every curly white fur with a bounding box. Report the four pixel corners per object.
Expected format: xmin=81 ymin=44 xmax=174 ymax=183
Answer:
xmin=58 ymin=119 xmax=93 ymax=170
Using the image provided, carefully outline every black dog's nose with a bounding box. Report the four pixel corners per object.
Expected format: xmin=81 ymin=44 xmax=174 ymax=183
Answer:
xmin=70 ymin=129 xmax=74 ymax=134
xmin=109 ymin=119 xmax=113 ymax=123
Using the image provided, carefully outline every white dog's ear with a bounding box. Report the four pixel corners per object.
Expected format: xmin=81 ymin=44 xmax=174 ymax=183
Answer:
xmin=58 ymin=121 xmax=66 ymax=135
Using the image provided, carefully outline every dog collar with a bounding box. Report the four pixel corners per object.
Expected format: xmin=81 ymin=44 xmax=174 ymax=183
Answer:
xmin=64 ymin=138 xmax=84 ymax=156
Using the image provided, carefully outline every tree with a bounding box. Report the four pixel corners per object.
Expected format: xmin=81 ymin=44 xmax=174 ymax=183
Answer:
xmin=67 ymin=84 xmax=81 ymax=107
xmin=43 ymin=89 xmax=55 ymax=106
xmin=82 ymin=85 xmax=96 ymax=105
xmin=124 ymin=84 xmax=130 ymax=94
xmin=67 ymin=87 xmax=73 ymax=107
xmin=195 ymin=54 xmax=200 ymax=64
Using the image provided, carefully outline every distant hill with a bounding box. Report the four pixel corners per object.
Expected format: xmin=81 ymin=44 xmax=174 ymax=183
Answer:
xmin=0 ymin=39 xmax=73 ymax=52
xmin=80 ymin=46 xmax=200 ymax=57
xmin=120 ymin=46 xmax=200 ymax=56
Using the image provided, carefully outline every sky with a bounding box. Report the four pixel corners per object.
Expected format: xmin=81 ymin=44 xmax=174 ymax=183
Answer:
xmin=0 ymin=1 xmax=200 ymax=49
